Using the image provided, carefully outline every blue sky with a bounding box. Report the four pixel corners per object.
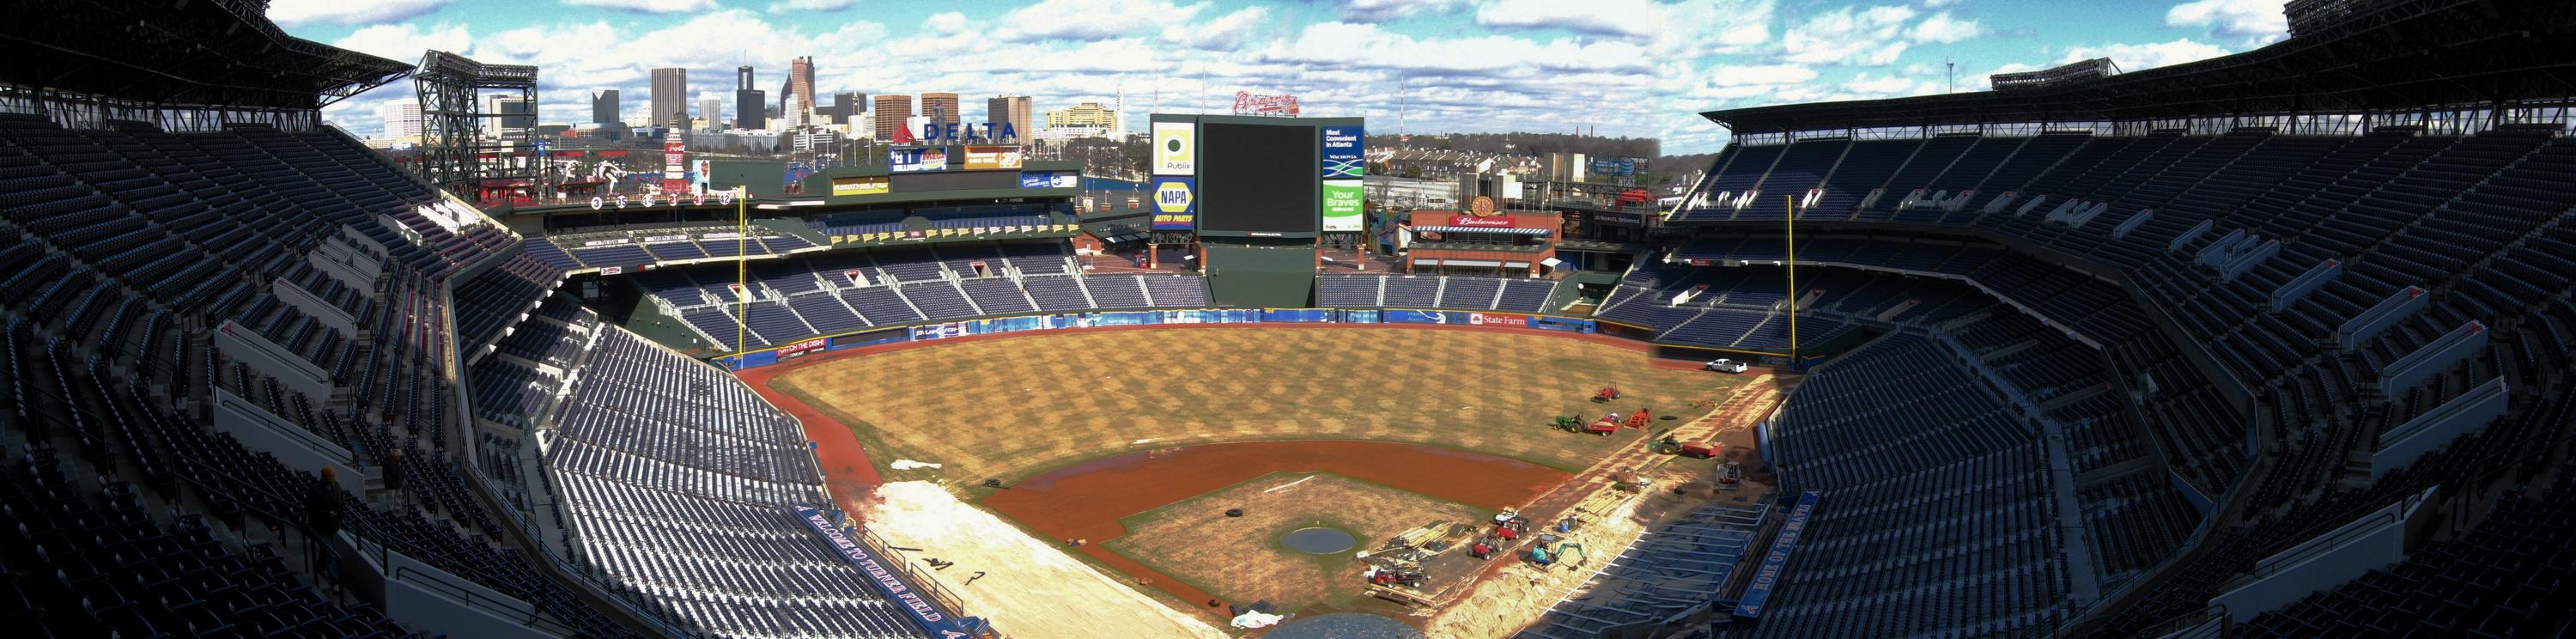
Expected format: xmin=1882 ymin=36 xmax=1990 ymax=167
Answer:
xmin=276 ymin=0 xmax=2292 ymax=152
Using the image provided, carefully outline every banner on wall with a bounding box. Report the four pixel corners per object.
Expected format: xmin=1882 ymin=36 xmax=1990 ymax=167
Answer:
xmin=1151 ymin=177 xmax=1196 ymax=230
xmin=964 ymin=145 xmax=1025 ymax=170
xmin=830 ymin=176 xmax=890 ymax=197
xmin=1020 ymin=171 xmax=1079 ymax=189
xmin=1321 ymin=180 xmax=1364 ymax=231
xmin=1320 ymin=125 xmax=1364 ymax=178
xmin=1151 ymin=122 xmax=1194 ymax=175
xmin=789 ymin=507 xmax=984 ymax=636
xmin=888 ymin=146 xmax=947 ymax=173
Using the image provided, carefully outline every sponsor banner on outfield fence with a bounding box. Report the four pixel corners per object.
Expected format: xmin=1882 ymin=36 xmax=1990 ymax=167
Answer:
xmin=832 ymin=176 xmax=890 ymax=197
xmin=911 ymin=322 xmax=969 ymax=340
xmin=778 ymin=338 xmax=827 ymax=361
xmin=888 ymin=146 xmax=947 ymax=173
xmin=1735 ymin=490 xmax=1823 ymax=619
xmin=963 ymin=145 xmax=1025 ymax=171
xmin=1466 ymin=312 xmax=1528 ymax=328
xmin=790 ymin=507 xmax=981 ymax=637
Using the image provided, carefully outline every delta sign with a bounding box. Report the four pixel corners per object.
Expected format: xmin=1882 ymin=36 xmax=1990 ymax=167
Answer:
xmin=916 ymin=121 xmax=1018 ymax=145
xmin=1151 ymin=177 xmax=1195 ymax=230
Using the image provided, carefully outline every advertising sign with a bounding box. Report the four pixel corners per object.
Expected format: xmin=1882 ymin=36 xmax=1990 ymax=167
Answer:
xmin=1735 ymin=490 xmax=1822 ymax=618
xmin=1151 ymin=177 xmax=1195 ymax=230
xmin=1320 ymin=125 xmax=1364 ymax=178
xmin=1467 ymin=313 xmax=1529 ymax=328
xmin=779 ymin=338 xmax=827 ymax=361
xmin=660 ymin=131 xmax=688 ymax=194
xmin=888 ymin=146 xmax=947 ymax=173
xmin=789 ymin=507 xmax=981 ymax=637
xmin=1232 ymin=91 xmax=1301 ymax=117
xmin=1321 ymin=180 xmax=1364 ymax=232
xmin=964 ymin=145 xmax=1025 ymax=171
xmin=1019 ymin=171 xmax=1079 ymax=189
xmin=1151 ymin=122 xmax=1194 ymax=175
xmin=831 ymin=176 xmax=890 ymax=197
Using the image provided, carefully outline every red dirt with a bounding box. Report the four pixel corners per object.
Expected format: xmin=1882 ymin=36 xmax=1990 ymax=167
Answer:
xmin=981 ymin=441 xmax=1571 ymax=619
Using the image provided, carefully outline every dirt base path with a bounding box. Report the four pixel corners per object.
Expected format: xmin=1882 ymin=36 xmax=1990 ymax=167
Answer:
xmin=864 ymin=482 xmax=1229 ymax=639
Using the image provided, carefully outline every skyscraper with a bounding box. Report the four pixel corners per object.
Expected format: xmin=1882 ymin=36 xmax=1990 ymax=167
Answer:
xmin=377 ymin=100 xmax=422 ymax=139
xmin=788 ymin=57 xmax=816 ymax=129
xmin=828 ymin=92 xmax=863 ymax=125
xmin=734 ymin=66 xmax=765 ymax=131
xmin=986 ymin=94 xmax=1032 ymax=144
xmin=590 ymin=89 xmax=619 ymax=125
xmin=872 ymin=94 xmax=913 ymax=143
xmin=650 ymin=67 xmax=687 ymax=126
xmin=920 ymin=92 xmax=960 ymax=135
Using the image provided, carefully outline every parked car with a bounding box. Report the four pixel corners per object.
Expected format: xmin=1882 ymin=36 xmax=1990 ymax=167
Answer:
xmin=1704 ymin=359 xmax=1750 ymax=374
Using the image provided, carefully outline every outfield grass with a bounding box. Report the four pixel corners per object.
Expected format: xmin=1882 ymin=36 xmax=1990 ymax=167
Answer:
xmin=770 ymin=327 xmax=1744 ymax=484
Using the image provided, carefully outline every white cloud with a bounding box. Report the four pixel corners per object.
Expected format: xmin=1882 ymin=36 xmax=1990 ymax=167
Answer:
xmin=1340 ymin=0 xmax=1468 ymax=21
xmin=1474 ymin=0 xmax=1667 ymax=39
xmin=766 ymin=0 xmax=854 ymax=13
xmin=268 ymin=0 xmax=449 ymax=26
xmin=2061 ymin=38 xmax=2230 ymax=70
xmin=1909 ymin=12 xmax=1982 ymax=44
xmin=2166 ymin=0 xmax=2287 ymax=46
xmin=558 ymin=0 xmax=718 ymax=14
xmin=924 ymin=12 xmax=968 ymax=35
xmin=993 ymin=0 xmax=1212 ymax=42
xmin=1780 ymin=5 xmax=1917 ymax=65
xmin=1657 ymin=0 xmax=1775 ymax=57
xmin=332 ymin=23 xmax=478 ymax=62
xmin=1163 ymin=6 xmax=1270 ymax=50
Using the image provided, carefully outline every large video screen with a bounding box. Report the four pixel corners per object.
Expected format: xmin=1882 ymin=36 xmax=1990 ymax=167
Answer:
xmin=1198 ymin=123 xmax=1315 ymax=235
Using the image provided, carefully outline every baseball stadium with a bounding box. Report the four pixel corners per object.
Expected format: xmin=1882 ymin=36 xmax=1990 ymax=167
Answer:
xmin=3 ymin=1 xmax=2574 ymax=638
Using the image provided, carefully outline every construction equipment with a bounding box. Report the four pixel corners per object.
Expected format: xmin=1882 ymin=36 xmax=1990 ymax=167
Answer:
xmin=1627 ymin=408 xmax=1652 ymax=429
xmin=1584 ymin=417 xmax=1621 ymax=436
xmin=1553 ymin=415 xmax=1583 ymax=432
xmin=1593 ymin=386 xmax=1622 ymax=402
xmin=1657 ymin=435 xmax=1722 ymax=459
xmin=1718 ymin=462 xmax=1744 ymax=489
xmin=1611 ymin=469 xmax=1651 ymax=492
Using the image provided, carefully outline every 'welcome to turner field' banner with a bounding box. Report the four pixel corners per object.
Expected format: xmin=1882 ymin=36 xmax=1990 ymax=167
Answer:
xmin=791 ymin=506 xmax=985 ymax=638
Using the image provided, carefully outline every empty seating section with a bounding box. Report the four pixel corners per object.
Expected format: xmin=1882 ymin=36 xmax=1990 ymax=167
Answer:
xmin=1313 ymin=274 xmax=1550 ymax=312
xmin=454 ymin=253 xmax=562 ymax=351
xmin=1515 ymin=503 xmax=1768 ymax=639
xmin=537 ymin=227 xmax=816 ymax=272
xmin=625 ymin=242 xmax=1222 ymax=351
xmin=540 ymin=329 xmax=929 ymax=637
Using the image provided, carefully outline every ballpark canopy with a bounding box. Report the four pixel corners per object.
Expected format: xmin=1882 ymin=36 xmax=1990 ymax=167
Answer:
xmin=0 ymin=0 xmax=413 ymax=110
xmin=1702 ymin=0 xmax=2576 ymax=135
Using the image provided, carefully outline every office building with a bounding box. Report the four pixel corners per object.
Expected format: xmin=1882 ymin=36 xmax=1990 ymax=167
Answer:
xmin=733 ymin=66 xmax=765 ymax=131
xmin=1045 ymin=101 xmax=1120 ymax=129
xmin=484 ymin=95 xmax=534 ymax=137
xmin=377 ymin=100 xmax=422 ymax=139
xmin=823 ymin=92 xmax=863 ymax=125
xmin=649 ymin=67 xmax=687 ymax=126
xmin=699 ymin=94 xmax=723 ymax=129
xmin=920 ymin=92 xmax=959 ymax=131
xmin=987 ymin=94 xmax=1032 ymax=144
xmin=590 ymin=89 xmax=618 ymax=125
xmin=872 ymin=94 xmax=913 ymax=142
xmin=787 ymin=56 xmax=816 ymax=128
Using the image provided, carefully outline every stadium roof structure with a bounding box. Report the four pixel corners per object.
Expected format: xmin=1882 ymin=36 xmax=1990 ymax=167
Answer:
xmin=1703 ymin=0 xmax=2576 ymax=135
xmin=0 ymin=0 xmax=413 ymax=110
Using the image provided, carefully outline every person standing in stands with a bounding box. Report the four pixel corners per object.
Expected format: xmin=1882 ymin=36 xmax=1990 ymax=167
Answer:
xmin=307 ymin=466 xmax=348 ymax=599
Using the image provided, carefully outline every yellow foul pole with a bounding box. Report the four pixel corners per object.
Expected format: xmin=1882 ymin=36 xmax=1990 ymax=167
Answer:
xmin=1786 ymin=195 xmax=1797 ymax=368
xmin=735 ymin=187 xmax=748 ymax=358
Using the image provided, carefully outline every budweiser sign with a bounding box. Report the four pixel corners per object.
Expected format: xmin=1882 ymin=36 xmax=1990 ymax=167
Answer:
xmin=1449 ymin=215 xmax=1517 ymax=228
xmin=1232 ymin=91 xmax=1301 ymax=117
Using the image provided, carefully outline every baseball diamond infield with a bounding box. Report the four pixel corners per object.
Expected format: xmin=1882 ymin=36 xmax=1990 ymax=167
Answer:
xmin=744 ymin=323 xmax=1757 ymax=628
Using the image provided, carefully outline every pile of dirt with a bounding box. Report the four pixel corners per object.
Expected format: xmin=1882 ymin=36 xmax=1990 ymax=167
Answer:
xmin=863 ymin=482 xmax=1225 ymax=639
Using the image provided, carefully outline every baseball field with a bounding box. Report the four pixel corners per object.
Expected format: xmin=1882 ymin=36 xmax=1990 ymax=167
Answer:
xmin=750 ymin=324 xmax=1757 ymax=633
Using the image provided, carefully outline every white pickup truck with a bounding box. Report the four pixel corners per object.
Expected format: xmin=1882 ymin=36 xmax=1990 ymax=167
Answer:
xmin=1704 ymin=359 xmax=1750 ymax=374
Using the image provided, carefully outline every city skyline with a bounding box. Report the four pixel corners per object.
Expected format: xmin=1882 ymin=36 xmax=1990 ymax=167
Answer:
xmin=281 ymin=0 xmax=2294 ymax=153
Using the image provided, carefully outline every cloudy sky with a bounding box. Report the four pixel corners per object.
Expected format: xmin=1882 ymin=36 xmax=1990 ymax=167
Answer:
xmin=278 ymin=0 xmax=2291 ymax=153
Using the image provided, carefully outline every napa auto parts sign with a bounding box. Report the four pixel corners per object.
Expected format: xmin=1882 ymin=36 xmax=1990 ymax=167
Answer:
xmin=1232 ymin=91 xmax=1300 ymax=117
